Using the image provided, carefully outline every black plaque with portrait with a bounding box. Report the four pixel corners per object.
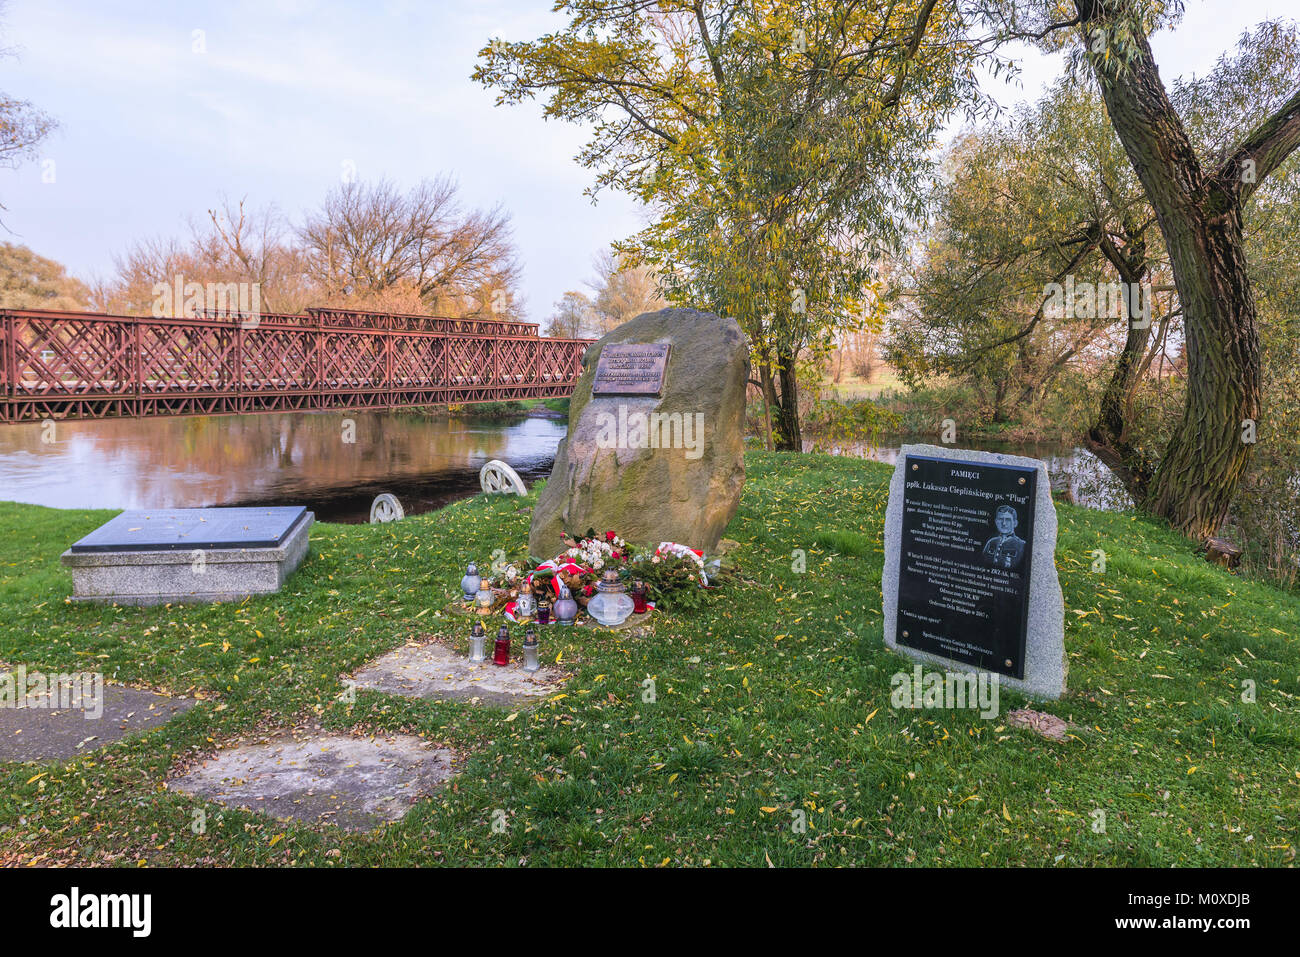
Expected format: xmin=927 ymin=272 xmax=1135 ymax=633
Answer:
xmin=896 ymin=454 xmax=1037 ymax=679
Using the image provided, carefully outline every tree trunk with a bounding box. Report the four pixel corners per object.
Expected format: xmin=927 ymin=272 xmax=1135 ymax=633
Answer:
xmin=1087 ymin=248 xmax=1156 ymax=495
xmin=991 ymin=376 xmax=1011 ymax=424
xmin=1142 ymin=229 xmax=1258 ymax=537
xmin=774 ymin=351 xmax=802 ymax=452
xmin=1078 ymin=0 xmax=1277 ymax=538
xmin=755 ymin=362 xmax=777 ymax=452
xmin=758 ymin=355 xmax=781 ymax=445
xmin=1086 ymin=312 xmax=1157 ymax=494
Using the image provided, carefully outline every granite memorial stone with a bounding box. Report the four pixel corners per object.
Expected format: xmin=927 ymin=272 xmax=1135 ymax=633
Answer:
xmin=528 ymin=307 xmax=748 ymax=559
xmin=882 ymin=444 xmax=1066 ymax=699
xmin=61 ymin=506 xmax=313 ymax=605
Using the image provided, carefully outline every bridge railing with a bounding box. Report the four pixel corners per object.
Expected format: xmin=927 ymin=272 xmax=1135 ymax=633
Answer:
xmin=0 ymin=308 xmax=592 ymax=423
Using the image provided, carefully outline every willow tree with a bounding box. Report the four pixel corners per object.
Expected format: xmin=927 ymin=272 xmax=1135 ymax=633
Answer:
xmin=889 ymin=80 xmax=1167 ymax=430
xmin=982 ymin=0 xmax=1300 ymax=537
xmin=474 ymin=0 xmax=983 ymax=450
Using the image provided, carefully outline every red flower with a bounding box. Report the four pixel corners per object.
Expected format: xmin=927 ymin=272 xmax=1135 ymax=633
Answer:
xmin=605 ymin=530 xmax=616 ymax=542
xmin=582 ymin=584 xmax=595 ymax=597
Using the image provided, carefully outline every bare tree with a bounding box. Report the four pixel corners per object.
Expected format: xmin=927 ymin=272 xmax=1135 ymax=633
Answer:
xmin=100 ymin=197 xmax=311 ymax=315
xmin=0 ymin=94 xmax=52 ymax=170
xmin=0 ymin=4 xmax=57 ymax=220
xmin=102 ymin=235 xmax=199 ymax=315
xmin=202 ymin=196 xmax=312 ymax=313
xmin=97 ymin=178 xmax=524 ymax=321
xmin=544 ymin=290 xmax=600 ymax=338
xmin=586 ymin=248 xmax=666 ymax=333
xmin=298 ymin=177 xmax=522 ymax=319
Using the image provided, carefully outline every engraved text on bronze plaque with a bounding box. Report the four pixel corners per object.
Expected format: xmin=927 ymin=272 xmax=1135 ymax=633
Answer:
xmin=591 ymin=343 xmax=670 ymax=396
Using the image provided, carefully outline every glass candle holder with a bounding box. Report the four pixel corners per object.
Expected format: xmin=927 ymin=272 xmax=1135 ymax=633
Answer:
xmin=469 ymin=620 xmax=486 ymax=662
xmin=475 ymin=585 xmax=494 ymax=615
xmin=493 ymin=624 xmax=511 ymax=666
xmin=553 ymin=584 xmax=578 ymax=625
xmin=514 ymin=591 xmax=535 ymax=620
xmin=537 ymin=598 xmax=551 ymax=625
xmin=522 ymin=624 xmax=540 ymax=672
xmin=587 ymin=570 xmax=633 ymax=627
xmin=460 ymin=562 xmax=482 ymax=603
xmin=631 ymin=579 xmax=649 ymax=615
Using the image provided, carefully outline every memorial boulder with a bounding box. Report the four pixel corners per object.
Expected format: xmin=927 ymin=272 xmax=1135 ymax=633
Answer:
xmin=528 ymin=308 xmax=748 ymax=560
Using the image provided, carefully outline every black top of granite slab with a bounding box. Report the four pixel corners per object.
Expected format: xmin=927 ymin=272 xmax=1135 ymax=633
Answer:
xmin=904 ymin=452 xmax=1037 ymax=474
xmin=69 ymin=507 xmax=309 ymax=553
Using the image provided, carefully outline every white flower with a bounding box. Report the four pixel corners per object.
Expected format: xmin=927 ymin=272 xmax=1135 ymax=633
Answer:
xmin=594 ymin=559 xmax=604 ymax=570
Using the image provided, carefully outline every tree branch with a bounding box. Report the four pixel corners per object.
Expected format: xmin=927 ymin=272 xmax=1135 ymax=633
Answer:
xmin=1220 ymin=84 xmax=1300 ymax=203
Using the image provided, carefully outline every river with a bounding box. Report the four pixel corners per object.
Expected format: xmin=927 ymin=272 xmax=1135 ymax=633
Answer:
xmin=806 ymin=435 xmax=1133 ymax=511
xmin=0 ymin=410 xmax=568 ymax=523
xmin=0 ymin=412 xmax=1128 ymax=523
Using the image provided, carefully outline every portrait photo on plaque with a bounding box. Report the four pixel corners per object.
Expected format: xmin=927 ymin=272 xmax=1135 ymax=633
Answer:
xmin=981 ymin=504 xmax=1027 ymax=570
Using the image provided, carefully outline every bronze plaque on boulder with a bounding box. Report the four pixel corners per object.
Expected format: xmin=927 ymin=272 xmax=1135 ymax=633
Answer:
xmin=591 ymin=343 xmax=670 ymax=396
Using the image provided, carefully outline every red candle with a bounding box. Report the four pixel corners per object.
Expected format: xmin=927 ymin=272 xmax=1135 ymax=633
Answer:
xmin=493 ymin=625 xmax=511 ymax=666
xmin=632 ymin=580 xmax=649 ymax=615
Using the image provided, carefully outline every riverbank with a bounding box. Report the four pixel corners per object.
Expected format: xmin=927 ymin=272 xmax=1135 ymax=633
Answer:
xmin=452 ymin=398 xmax=571 ymax=419
xmin=1 ymin=451 xmax=1297 ymax=866
xmin=0 ymin=409 xmax=569 ymax=523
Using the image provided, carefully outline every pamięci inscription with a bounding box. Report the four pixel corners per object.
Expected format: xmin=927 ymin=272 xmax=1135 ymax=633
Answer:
xmin=591 ymin=343 xmax=670 ymax=396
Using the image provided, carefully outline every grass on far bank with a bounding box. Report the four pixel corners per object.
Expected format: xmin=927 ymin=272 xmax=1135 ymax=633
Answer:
xmin=453 ymin=397 xmax=570 ymax=418
xmin=1 ymin=451 xmax=1297 ymax=866
xmin=819 ymin=368 xmax=907 ymax=401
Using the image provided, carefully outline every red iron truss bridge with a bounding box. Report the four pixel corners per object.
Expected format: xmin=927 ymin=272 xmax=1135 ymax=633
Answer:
xmin=0 ymin=306 xmax=593 ymax=424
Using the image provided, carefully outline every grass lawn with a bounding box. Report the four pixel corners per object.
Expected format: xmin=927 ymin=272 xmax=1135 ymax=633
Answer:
xmin=819 ymin=367 xmax=908 ymax=401
xmin=0 ymin=451 xmax=1297 ymax=867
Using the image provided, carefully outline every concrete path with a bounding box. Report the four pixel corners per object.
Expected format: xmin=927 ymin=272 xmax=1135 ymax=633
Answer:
xmin=0 ymin=668 xmax=194 ymax=763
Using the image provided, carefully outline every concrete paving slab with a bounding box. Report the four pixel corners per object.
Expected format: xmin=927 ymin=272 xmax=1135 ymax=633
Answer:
xmin=167 ymin=731 xmax=456 ymax=831
xmin=349 ymin=640 xmax=567 ymax=706
xmin=0 ymin=670 xmax=194 ymax=763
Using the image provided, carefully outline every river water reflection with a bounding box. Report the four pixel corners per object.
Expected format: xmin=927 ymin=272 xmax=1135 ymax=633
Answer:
xmin=805 ymin=435 xmax=1133 ymax=511
xmin=0 ymin=411 xmax=568 ymax=523
xmin=0 ymin=412 xmax=1129 ymax=525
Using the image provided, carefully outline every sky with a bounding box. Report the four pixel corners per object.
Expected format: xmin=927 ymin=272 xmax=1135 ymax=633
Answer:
xmin=0 ymin=0 xmax=1294 ymax=325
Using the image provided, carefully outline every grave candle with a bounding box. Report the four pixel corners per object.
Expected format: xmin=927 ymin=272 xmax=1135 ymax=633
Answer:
xmin=469 ymin=620 xmax=486 ymax=662
xmin=514 ymin=590 xmax=535 ymax=621
xmin=631 ymin=579 xmax=649 ymax=615
xmin=588 ymin=569 xmax=634 ymax=626
xmin=493 ymin=624 xmax=511 ymax=666
xmin=460 ymin=562 xmax=482 ymax=603
xmin=553 ymin=583 xmax=578 ymax=625
xmin=537 ymin=597 xmax=551 ymax=625
xmin=522 ymin=624 xmax=540 ymax=672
